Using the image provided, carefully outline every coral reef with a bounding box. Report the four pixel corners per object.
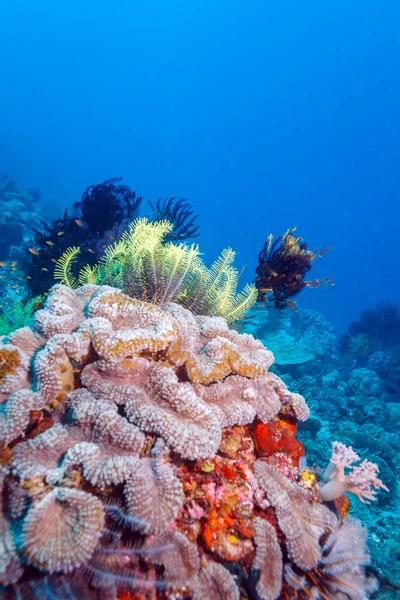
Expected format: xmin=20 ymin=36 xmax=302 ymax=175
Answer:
xmin=256 ymin=304 xmax=400 ymax=597
xmin=0 ymin=283 xmax=385 ymax=599
xmin=235 ymin=305 xmax=337 ymax=366
xmin=349 ymin=300 xmax=400 ymax=346
xmin=0 ymin=173 xmax=44 ymax=259
xmin=255 ymin=228 xmax=333 ymax=309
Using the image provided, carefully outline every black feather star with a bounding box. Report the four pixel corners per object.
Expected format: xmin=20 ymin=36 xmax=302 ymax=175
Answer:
xmin=148 ymin=197 xmax=199 ymax=242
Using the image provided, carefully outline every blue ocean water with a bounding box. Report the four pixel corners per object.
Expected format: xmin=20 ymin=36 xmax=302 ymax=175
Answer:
xmin=0 ymin=2 xmax=399 ymax=598
xmin=1 ymin=0 xmax=399 ymax=332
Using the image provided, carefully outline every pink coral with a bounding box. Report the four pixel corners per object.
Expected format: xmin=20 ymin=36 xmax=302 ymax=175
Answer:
xmin=0 ymin=466 xmax=23 ymax=585
xmin=193 ymin=562 xmax=239 ymax=600
xmin=283 ymin=516 xmax=375 ymax=599
xmin=7 ymin=326 xmax=44 ymax=357
xmin=253 ymin=517 xmax=283 ymax=600
xmin=193 ymin=374 xmax=282 ymax=427
xmin=254 ymin=461 xmax=337 ymax=571
xmin=12 ymin=423 xmax=75 ymax=481
xmin=149 ymin=531 xmax=200 ymax=585
xmin=88 ymin=287 xmax=180 ymax=360
xmin=320 ymin=441 xmax=389 ymax=503
xmin=124 ymin=362 xmax=222 ymax=459
xmin=124 ymin=442 xmax=184 ymax=534
xmin=35 ymin=284 xmax=86 ymax=337
xmin=0 ymin=342 xmax=30 ymax=403
xmin=0 ymin=389 xmax=45 ymax=446
xmin=21 ymin=487 xmax=104 ymax=573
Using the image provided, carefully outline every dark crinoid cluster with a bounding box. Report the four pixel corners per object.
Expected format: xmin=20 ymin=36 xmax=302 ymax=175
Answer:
xmin=255 ymin=228 xmax=333 ymax=309
xmin=22 ymin=178 xmax=143 ymax=297
xmin=22 ymin=180 xmax=201 ymax=298
xmin=349 ymin=300 xmax=400 ymax=346
xmin=148 ymin=197 xmax=199 ymax=242
xmin=74 ymin=177 xmax=142 ymax=236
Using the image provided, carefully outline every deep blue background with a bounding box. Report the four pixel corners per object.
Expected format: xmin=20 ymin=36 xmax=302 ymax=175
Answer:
xmin=1 ymin=0 xmax=399 ymax=331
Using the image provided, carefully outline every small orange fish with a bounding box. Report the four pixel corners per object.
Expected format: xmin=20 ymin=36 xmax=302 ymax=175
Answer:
xmin=29 ymin=248 xmax=39 ymax=256
xmin=11 ymin=261 xmax=17 ymax=267
xmin=75 ymin=219 xmax=83 ymax=227
xmin=57 ymin=231 xmax=64 ymax=236
xmin=88 ymin=248 xmax=95 ymax=254
xmin=51 ymin=259 xmax=57 ymax=264
xmin=109 ymin=235 xmax=115 ymax=241
xmin=41 ymin=268 xmax=49 ymax=272
xmin=0 ymin=262 xmax=7 ymax=267
xmin=46 ymin=241 xmax=54 ymax=246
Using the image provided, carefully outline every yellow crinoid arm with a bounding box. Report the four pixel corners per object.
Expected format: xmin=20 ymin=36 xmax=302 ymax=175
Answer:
xmin=202 ymin=248 xmax=237 ymax=311
xmin=223 ymin=283 xmax=258 ymax=323
xmin=98 ymin=239 xmax=128 ymax=286
xmin=54 ymin=247 xmax=81 ymax=289
xmin=78 ymin=264 xmax=100 ymax=285
xmin=119 ymin=218 xmax=174 ymax=301
xmin=122 ymin=217 xmax=173 ymax=260
xmin=158 ymin=242 xmax=203 ymax=305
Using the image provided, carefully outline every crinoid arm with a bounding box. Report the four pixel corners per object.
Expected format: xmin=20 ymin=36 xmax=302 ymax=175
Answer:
xmin=54 ymin=247 xmax=81 ymax=289
xmin=148 ymin=197 xmax=200 ymax=241
xmin=78 ymin=264 xmax=100 ymax=286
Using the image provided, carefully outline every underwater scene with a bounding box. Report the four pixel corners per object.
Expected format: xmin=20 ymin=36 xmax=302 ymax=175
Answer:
xmin=0 ymin=1 xmax=399 ymax=599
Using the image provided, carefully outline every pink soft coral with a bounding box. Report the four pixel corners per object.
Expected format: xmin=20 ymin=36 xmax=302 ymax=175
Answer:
xmin=320 ymin=441 xmax=389 ymax=504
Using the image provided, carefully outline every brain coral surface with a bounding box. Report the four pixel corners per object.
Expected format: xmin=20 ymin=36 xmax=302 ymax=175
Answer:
xmin=0 ymin=284 xmax=374 ymax=599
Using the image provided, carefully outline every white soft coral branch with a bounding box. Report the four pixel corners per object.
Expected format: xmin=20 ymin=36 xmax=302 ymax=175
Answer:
xmin=319 ymin=442 xmax=388 ymax=504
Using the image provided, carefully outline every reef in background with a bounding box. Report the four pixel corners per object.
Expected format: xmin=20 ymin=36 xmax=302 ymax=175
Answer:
xmin=237 ymin=302 xmax=400 ymax=598
xmin=0 ymin=173 xmax=45 ymax=259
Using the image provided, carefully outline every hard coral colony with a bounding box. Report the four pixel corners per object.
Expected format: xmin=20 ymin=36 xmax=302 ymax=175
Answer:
xmin=0 ymin=222 xmax=386 ymax=600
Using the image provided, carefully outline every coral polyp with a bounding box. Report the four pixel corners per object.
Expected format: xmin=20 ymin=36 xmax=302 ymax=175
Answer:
xmin=0 ymin=281 xmax=386 ymax=599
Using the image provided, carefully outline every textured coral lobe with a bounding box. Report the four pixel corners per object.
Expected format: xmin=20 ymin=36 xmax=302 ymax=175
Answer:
xmin=253 ymin=518 xmax=283 ymax=600
xmin=193 ymin=562 xmax=239 ymax=600
xmin=0 ymin=284 xmax=385 ymax=599
xmin=22 ymin=487 xmax=104 ymax=573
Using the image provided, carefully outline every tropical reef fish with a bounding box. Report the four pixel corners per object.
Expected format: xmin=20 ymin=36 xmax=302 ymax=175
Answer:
xmin=29 ymin=248 xmax=39 ymax=256
xmin=75 ymin=219 xmax=84 ymax=227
